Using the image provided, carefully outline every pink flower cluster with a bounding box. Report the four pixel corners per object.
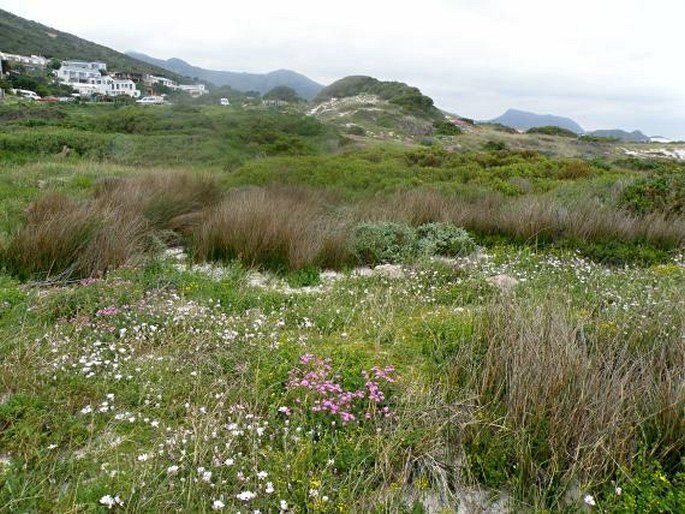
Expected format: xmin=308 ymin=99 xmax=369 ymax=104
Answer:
xmin=286 ymin=354 xmax=397 ymax=425
xmin=96 ymin=306 xmax=120 ymax=316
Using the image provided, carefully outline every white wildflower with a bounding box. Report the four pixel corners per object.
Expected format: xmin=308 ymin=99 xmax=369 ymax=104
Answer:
xmin=211 ymin=499 xmax=225 ymax=510
xmin=584 ymin=494 xmax=596 ymax=506
xmin=137 ymin=453 xmax=150 ymax=462
xmin=99 ymin=495 xmax=124 ymax=509
xmin=236 ymin=490 xmax=257 ymax=501
xmin=256 ymin=470 xmax=268 ymax=480
xmin=167 ymin=465 xmax=180 ymax=475
xmin=265 ymin=481 xmax=274 ymax=494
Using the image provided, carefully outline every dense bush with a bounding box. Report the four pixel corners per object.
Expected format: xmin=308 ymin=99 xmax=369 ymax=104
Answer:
xmin=526 ymin=125 xmax=578 ymax=137
xmin=618 ymin=173 xmax=685 ymax=216
xmin=352 ymin=222 xmax=418 ymax=266
xmin=352 ymin=221 xmax=476 ymax=265
xmin=416 ymin=222 xmax=476 ymax=257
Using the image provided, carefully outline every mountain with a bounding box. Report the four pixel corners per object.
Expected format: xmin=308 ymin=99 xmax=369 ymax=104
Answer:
xmin=489 ymin=109 xmax=584 ymax=134
xmin=314 ymin=75 xmax=442 ymax=120
xmin=587 ymin=129 xmax=650 ymax=143
xmin=127 ymin=52 xmax=323 ymax=100
xmin=0 ymin=9 xmax=185 ymax=80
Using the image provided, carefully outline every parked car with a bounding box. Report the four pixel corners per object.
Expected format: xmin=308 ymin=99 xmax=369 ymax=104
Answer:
xmin=136 ymin=96 xmax=165 ymax=104
xmin=12 ymin=89 xmax=41 ymax=100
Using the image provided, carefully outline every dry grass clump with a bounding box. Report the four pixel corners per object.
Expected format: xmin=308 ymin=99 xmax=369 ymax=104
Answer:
xmin=95 ymin=171 xmax=222 ymax=230
xmin=2 ymin=171 xmax=221 ymax=281
xmin=448 ymin=295 xmax=684 ymax=502
xmin=376 ymin=192 xmax=685 ymax=248
xmin=2 ymin=193 xmax=149 ymax=281
xmin=186 ymin=186 xmax=354 ymax=270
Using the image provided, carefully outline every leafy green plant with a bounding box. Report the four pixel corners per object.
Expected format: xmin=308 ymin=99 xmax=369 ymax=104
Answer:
xmin=351 ymin=221 xmax=417 ymax=265
xmin=600 ymin=460 xmax=685 ymax=513
xmin=415 ymin=222 xmax=476 ymax=257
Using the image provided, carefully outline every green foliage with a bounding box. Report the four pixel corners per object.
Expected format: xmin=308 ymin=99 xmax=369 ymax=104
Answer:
xmin=600 ymin=460 xmax=685 ymax=513
xmin=284 ymin=266 xmax=322 ymax=287
xmin=618 ymin=173 xmax=685 ymax=216
xmin=433 ymin=120 xmax=462 ymax=136
xmin=415 ymin=223 xmax=476 ymax=257
xmin=483 ymin=140 xmax=508 ymax=151
xmin=526 ymin=125 xmax=578 ymax=137
xmin=315 ymin=75 xmax=441 ymax=119
xmin=263 ymin=85 xmax=303 ymax=103
xmin=352 ymin=221 xmax=418 ymax=265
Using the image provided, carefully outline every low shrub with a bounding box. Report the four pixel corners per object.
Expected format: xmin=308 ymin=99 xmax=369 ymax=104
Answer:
xmin=352 ymin=221 xmax=417 ymax=266
xmin=416 ymin=222 xmax=476 ymax=257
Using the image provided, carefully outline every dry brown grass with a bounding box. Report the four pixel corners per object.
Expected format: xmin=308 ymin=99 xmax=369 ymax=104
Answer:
xmin=3 ymin=193 xmax=149 ymax=281
xmin=364 ymin=190 xmax=685 ymax=249
xmin=95 ymin=171 xmax=222 ymax=230
xmin=186 ymin=186 xmax=354 ymax=270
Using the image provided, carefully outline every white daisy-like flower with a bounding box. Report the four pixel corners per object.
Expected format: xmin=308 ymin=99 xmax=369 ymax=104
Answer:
xmin=211 ymin=499 xmax=225 ymax=510
xmin=256 ymin=471 xmax=268 ymax=480
xmin=99 ymin=495 xmax=124 ymax=509
xmin=583 ymin=494 xmax=596 ymax=506
xmin=167 ymin=465 xmax=180 ymax=475
xmin=236 ymin=490 xmax=257 ymax=501
xmin=137 ymin=453 xmax=150 ymax=462
xmin=265 ymin=482 xmax=274 ymax=494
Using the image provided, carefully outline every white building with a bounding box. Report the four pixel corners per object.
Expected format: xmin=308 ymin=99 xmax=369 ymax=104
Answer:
xmin=176 ymin=83 xmax=208 ymax=97
xmin=57 ymin=61 xmax=108 ymax=83
xmin=70 ymin=76 xmax=139 ymax=98
xmin=146 ymin=75 xmax=177 ymax=89
xmin=0 ymin=51 xmax=49 ymax=68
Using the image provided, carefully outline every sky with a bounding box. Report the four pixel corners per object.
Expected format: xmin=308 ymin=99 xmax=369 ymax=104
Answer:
xmin=2 ymin=0 xmax=684 ymax=138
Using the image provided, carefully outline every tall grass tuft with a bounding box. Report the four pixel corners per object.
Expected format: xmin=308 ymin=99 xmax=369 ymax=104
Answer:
xmin=186 ymin=186 xmax=354 ymax=271
xmin=2 ymin=193 xmax=149 ymax=281
xmin=446 ymin=294 xmax=685 ymax=505
xmin=95 ymin=171 xmax=222 ymax=230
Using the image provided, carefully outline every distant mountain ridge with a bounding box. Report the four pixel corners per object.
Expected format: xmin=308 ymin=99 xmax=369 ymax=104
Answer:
xmin=489 ymin=108 xmax=584 ymax=134
xmin=0 ymin=9 xmax=185 ymax=80
xmin=587 ymin=129 xmax=650 ymax=142
xmin=127 ymin=52 xmax=324 ymax=99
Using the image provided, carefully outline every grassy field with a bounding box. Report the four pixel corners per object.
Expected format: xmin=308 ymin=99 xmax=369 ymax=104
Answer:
xmin=0 ymin=101 xmax=683 ymax=512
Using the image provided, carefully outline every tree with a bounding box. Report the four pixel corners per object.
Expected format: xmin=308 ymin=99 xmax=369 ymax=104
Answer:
xmin=263 ymin=85 xmax=303 ymax=103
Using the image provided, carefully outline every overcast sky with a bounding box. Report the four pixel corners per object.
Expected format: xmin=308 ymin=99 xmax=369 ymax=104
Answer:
xmin=3 ymin=0 xmax=684 ymax=138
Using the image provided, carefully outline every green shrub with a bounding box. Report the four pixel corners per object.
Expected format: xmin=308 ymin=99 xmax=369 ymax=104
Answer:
xmin=352 ymin=221 xmax=417 ymax=265
xmin=600 ymin=460 xmax=685 ymax=513
xmin=416 ymin=223 xmax=476 ymax=257
xmin=433 ymin=121 xmax=462 ymax=136
xmin=618 ymin=173 xmax=685 ymax=216
xmin=526 ymin=126 xmax=578 ymax=137
xmin=483 ymin=140 xmax=508 ymax=151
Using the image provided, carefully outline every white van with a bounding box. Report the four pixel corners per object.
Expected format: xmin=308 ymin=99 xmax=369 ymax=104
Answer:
xmin=136 ymin=96 xmax=165 ymax=104
xmin=220 ymin=98 xmax=230 ymax=106
xmin=13 ymin=89 xmax=41 ymax=100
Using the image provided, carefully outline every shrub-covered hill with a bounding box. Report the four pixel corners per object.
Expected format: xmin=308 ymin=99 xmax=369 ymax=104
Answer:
xmin=314 ymin=75 xmax=442 ymax=120
xmin=0 ymin=9 xmax=185 ymax=80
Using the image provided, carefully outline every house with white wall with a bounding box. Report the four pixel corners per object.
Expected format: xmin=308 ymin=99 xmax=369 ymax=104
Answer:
xmin=56 ymin=61 xmax=108 ymax=83
xmin=69 ymin=75 xmax=139 ymax=98
xmin=0 ymin=51 xmax=49 ymax=68
xmin=176 ymin=83 xmax=208 ymax=97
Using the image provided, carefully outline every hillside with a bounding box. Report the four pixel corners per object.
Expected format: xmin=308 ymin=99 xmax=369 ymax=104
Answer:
xmin=587 ymin=129 xmax=650 ymax=142
xmin=0 ymin=9 xmax=185 ymax=80
xmin=128 ymin=52 xmax=323 ymax=99
xmin=314 ymin=75 xmax=442 ymax=120
xmin=490 ymin=108 xmax=584 ymax=134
